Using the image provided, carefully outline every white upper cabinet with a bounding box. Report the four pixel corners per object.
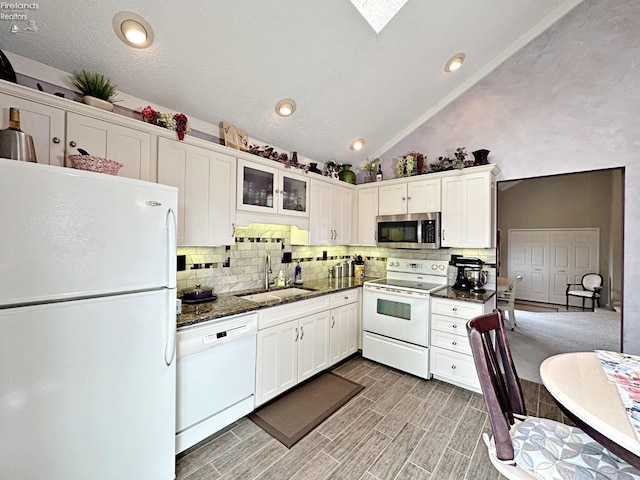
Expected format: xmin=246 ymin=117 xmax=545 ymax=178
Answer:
xmin=378 ymin=178 xmax=441 ymax=216
xmin=309 ymin=179 xmax=352 ymax=245
xmin=441 ymin=170 xmax=494 ymax=248
xmin=158 ymin=137 xmax=236 ymax=246
xmin=356 ymin=186 xmax=378 ymax=246
xmin=0 ymin=94 xmax=65 ymax=166
xmin=236 ymin=159 xmax=309 ymax=218
xmin=66 ymin=112 xmax=154 ymax=181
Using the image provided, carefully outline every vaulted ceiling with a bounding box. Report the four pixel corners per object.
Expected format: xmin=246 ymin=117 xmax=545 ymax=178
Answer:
xmin=2 ymin=0 xmax=584 ymax=163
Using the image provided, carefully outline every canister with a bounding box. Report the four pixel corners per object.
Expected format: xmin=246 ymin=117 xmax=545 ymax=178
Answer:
xmin=354 ymin=264 xmax=365 ymax=279
xmin=333 ymin=264 xmax=343 ymax=278
xmin=346 ymin=260 xmax=354 ymax=277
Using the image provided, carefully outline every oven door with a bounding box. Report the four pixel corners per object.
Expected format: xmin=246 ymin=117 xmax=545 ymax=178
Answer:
xmin=362 ymin=285 xmax=430 ymax=346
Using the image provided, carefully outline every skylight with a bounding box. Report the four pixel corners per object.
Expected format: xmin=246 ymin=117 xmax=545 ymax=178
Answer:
xmin=349 ymin=0 xmax=409 ymax=34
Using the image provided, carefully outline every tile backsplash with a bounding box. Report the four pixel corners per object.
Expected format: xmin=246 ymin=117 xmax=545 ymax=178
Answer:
xmin=176 ymin=223 xmax=497 ymax=294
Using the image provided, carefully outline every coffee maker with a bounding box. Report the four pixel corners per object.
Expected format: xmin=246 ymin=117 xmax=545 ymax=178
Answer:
xmin=452 ymin=257 xmax=487 ymax=293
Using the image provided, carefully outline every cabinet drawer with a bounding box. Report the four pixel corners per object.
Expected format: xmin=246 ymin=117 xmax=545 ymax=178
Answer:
xmin=431 ymin=314 xmax=468 ymax=337
xmin=431 ymin=297 xmax=483 ymax=320
xmin=430 ymin=347 xmax=480 ymax=391
xmin=330 ymin=288 xmax=360 ymax=308
xmin=258 ymin=295 xmax=330 ymax=330
xmin=431 ymin=330 xmax=472 ymax=355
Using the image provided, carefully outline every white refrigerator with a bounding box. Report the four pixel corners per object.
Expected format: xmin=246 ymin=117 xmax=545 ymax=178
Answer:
xmin=0 ymin=158 xmax=178 ymax=479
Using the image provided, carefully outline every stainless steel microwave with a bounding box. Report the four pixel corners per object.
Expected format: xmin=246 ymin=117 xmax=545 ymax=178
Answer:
xmin=376 ymin=212 xmax=441 ymax=249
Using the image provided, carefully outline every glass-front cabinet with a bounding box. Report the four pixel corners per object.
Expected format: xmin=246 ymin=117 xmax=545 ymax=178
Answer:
xmin=237 ymin=159 xmax=309 ymax=217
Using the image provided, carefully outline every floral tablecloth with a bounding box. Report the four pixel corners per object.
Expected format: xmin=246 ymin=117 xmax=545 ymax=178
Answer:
xmin=596 ymin=350 xmax=640 ymax=440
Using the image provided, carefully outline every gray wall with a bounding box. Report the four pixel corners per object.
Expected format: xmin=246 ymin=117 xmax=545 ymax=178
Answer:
xmin=379 ymin=0 xmax=639 ymax=353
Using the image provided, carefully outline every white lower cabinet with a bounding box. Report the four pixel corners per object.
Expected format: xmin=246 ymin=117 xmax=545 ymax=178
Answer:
xmin=329 ymin=290 xmax=360 ymax=364
xmin=255 ymin=309 xmax=331 ymax=407
xmin=430 ymin=296 xmax=493 ymax=392
xmin=255 ymin=289 xmax=360 ymax=407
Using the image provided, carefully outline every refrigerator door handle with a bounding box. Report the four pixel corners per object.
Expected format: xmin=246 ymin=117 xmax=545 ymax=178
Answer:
xmin=165 ymin=208 xmax=177 ymax=289
xmin=165 ymin=290 xmax=176 ymax=366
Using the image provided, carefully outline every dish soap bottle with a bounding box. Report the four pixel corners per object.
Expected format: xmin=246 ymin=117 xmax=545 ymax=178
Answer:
xmin=276 ymin=270 xmax=285 ymax=287
xmin=294 ymin=261 xmax=302 ymax=284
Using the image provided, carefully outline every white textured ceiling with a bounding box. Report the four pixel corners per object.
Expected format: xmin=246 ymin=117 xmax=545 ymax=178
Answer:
xmin=1 ymin=0 xmax=584 ymax=164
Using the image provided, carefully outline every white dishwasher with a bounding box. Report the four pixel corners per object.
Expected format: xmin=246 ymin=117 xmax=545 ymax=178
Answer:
xmin=175 ymin=312 xmax=257 ymax=454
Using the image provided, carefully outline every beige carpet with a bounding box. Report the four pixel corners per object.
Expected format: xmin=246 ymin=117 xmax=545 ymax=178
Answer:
xmin=507 ymin=308 xmax=621 ymax=383
xmin=249 ymin=372 xmax=364 ymax=448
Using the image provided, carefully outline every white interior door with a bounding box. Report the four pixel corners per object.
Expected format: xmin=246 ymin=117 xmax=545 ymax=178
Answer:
xmin=509 ymin=228 xmax=599 ymax=305
xmin=509 ymin=230 xmax=550 ymax=302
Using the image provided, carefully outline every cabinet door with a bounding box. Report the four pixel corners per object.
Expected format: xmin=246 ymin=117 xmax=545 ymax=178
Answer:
xmin=66 ymin=112 xmax=152 ymax=180
xmin=441 ymin=172 xmax=493 ymax=248
xmin=0 ymin=94 xmax=65 ymax=166
xmin=237 ymin=159 xmax=278 ymax=214
xmin=255 ymin=321 xmax=298 ymax=406
xmin=280 ymin=172 xmax=309 ymax=217
xmin=298 ymin=311 xmax=330 ymax=382
xmin=357 ymin=187 xmax=378 ymax=246
xmin=332 ymin=185 xmax=352 ymax=244
xmin=310 ymin=179 xmax=333 ymax=245
xmin=407 ymin=178 xmax=441 ymax=213
xmin=378 ymin=183 xmax=408 ymax=215
xmin=329 ymin=303 xmax=358 ymax=365
xmin=158 ymin=138 xmax=236 ymax=246
xmin=208 ymin=152 xmax=237 ymax=245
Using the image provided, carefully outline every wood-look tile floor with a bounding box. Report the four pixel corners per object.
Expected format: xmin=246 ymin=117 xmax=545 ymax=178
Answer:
xmin=176 ymin=355 xmax=569 ymax=480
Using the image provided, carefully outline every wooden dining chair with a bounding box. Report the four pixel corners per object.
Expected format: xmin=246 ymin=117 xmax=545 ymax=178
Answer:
xmin=467 ymin=309 xmax=640 ymax=479
xmin=496 ymin=275 xmax=522 ymax=330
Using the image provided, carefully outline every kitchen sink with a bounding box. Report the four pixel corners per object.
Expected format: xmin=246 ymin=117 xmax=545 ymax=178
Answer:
xmin=239 ymin=288 xmax=314 ymax=303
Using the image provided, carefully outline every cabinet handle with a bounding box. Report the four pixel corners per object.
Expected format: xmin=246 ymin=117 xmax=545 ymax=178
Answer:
xmin=331 ymin=317 xmax=335 ymax=328
xmin=452 ymin=324 xmax=457 ymax=329
xmin=407 ymin=196 xmax=411 ymax=200
xmin=451 ymin=365 xmax=457 ymax=370
xmin=52 ymin=137 xmax=61 ymax=144
xmin=401 ymin=196 xmax=406 ymax=201
xmin=300 ymin=326 xmax=304 ymax=339
xmin=452 ymin=341 xmax=457 ymax=346
xmin=295 ymin=327 xmax=299 ymax=341
xmin=275 ymin=189 xmax=279 ymax=194
xmin=344 ymin=296 xmax=349 ymax=300
xmin=442 ymin=229 xmax=446 ymax=241
xmin=452 ymin=307 xmax=457 ymax=311
xmin=69 ymin=140 xmax=77 ymax=148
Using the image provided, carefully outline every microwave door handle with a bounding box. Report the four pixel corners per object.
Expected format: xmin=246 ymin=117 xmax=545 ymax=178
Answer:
xmin=417 ymin=220 xmax=423 ymax=244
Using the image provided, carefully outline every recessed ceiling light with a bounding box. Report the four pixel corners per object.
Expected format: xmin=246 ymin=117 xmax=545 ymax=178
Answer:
xmin=350 ymin=138 xmax=365 ymax=151
xmin=275 ymin=99 xmax=296 ymax=117
xmin=445 ymin=53 xmax=465 ymax=73
xmin=113 ymin=12 xmax=154 ymax=49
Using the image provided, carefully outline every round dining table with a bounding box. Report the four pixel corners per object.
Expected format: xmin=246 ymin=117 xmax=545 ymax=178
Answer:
xmin=540 ymin=352 xmax=640 ymax=467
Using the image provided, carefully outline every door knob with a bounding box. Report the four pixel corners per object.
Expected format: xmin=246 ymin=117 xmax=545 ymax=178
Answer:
xmin=52 ymin=137 xmax=61 ymax=144
xmin=69 ymin=140 xmax=77 ymax=148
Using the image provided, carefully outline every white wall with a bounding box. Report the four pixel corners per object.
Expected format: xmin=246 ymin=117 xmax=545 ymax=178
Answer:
xmin=380 ymin=0 xmax=640 ymax=353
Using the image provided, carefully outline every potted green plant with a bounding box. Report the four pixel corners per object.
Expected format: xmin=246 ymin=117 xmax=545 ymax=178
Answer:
xmin=71 ymin=70 xmax=118 ymax=111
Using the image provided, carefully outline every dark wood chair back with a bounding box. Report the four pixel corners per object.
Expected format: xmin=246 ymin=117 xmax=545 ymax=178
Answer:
xmin=467 ymin=309 xmax=526 ymax=461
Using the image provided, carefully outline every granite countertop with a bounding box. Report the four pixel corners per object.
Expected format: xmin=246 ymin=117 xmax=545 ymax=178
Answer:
xmin=431 ymin=287 xmax=496 ymax=303
xmin=177 ymin=277 xmax=374 ymax=329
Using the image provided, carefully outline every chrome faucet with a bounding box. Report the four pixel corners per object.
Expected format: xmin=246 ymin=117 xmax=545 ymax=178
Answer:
xmin=265 ymin=254 xmax=272 ymax=290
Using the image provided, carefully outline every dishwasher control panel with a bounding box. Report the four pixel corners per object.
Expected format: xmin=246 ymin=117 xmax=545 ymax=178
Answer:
xmin=204 ymin=324 xmax=251 ymax=344
xmin=177 ymin=313 xmax=258 ymax=357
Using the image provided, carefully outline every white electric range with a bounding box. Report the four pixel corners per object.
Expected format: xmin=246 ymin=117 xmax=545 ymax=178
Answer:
xmin=362 ymin=258 xmax=449 ymax=379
